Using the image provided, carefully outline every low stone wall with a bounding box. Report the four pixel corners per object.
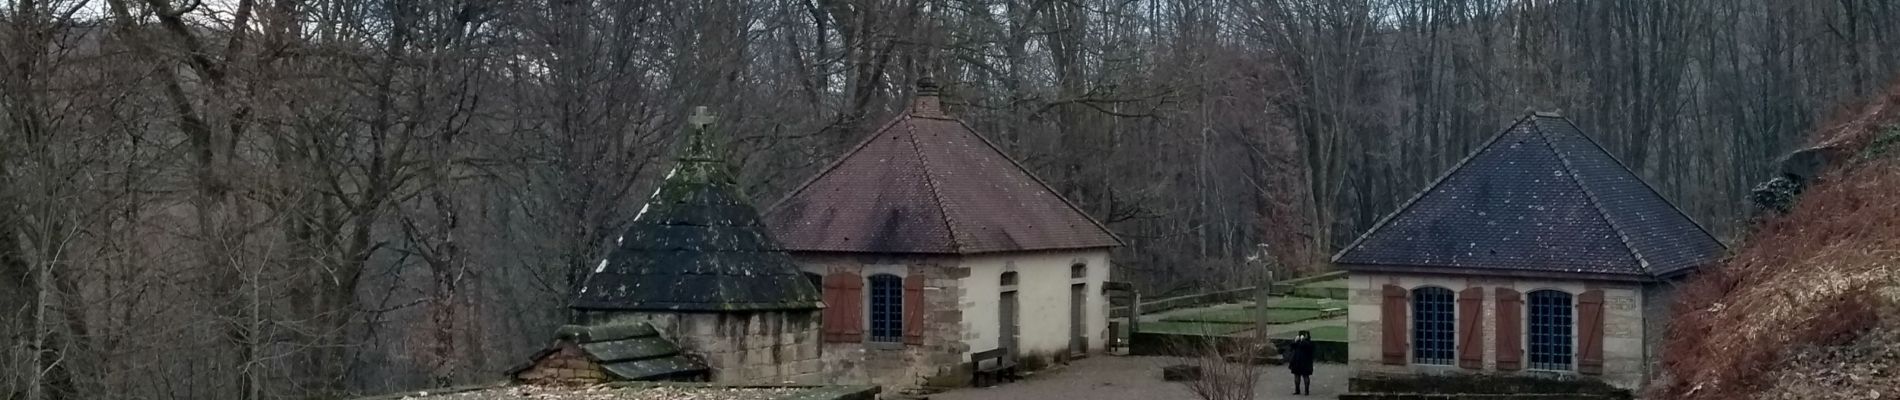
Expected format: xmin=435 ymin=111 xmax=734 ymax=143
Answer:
xmin=1339 ymin=394 xmax=1626 ymax=400
xmin=603 ymin=382 xmax=881 ymax=400
xmin=1126 ymin=332 xmax=1348 ymax=363
xmin=1269 ymin=338 xmax=1347 ymax=363
xmin=1346 ymin=375 xmax=1632 ymax=400
xmin=1128 ymin=332 xmax=1252 ymax=356
xmin=350 ymin=382 xmax=880 ymax=400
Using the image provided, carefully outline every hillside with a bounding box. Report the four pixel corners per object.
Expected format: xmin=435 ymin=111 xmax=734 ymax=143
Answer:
xmin=1657 ymin=82 xmax=1900 ymax=399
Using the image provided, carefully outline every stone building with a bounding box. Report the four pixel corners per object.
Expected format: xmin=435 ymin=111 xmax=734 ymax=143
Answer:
xmin=763 ymin=79 xmax=1123 ymax=390
xmin=542 ymin=108 xmax=827 ymax=384
xmin=1333 ymin=113 xmax=1726 ymax=390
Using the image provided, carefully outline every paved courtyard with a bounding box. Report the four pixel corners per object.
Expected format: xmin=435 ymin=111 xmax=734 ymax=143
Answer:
xmin=931 ymin=356 xmax=1349 ymax=400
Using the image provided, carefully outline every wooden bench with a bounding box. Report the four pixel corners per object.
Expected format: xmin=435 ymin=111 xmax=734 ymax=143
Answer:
xmin=971 ymin=348 xmax=1018 ymax=387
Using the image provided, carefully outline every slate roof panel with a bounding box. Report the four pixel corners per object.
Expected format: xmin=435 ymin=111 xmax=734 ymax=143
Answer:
xmin=761 ymin=121 xmax=960 ymax=253
xmin=580 ymin=337 xmax=681 ymax=363
xmin=765 ymin=89 xmax=1121 ymax=254
xmin=602 ymin=356 xmax=709 ymax=381
xmin=1533 ymin=117 xmax=1728 ymax=276
xmin=572 ymin=123 xmax=822 ymax=312
xmin=1333 ymin=114 xmax=1725 ymax=279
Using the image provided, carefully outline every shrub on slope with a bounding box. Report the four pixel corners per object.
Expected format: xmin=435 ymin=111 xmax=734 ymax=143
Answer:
xmin=1656 ymin=83 xmax=1900 ymax=400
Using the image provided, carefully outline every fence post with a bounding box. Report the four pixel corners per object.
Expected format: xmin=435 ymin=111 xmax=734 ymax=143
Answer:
xmin=1255 ymin=271 xmax=1274 ymax=344
xmin=1130 ymin=291 xmax=1141 ymax=340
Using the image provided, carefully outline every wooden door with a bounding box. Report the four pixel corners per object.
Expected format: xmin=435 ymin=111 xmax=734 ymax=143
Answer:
xmin=1001 ymin=290 xmax=1019 ymax=357
xmin=1070 ymin=283 xmax=1086 ymax=354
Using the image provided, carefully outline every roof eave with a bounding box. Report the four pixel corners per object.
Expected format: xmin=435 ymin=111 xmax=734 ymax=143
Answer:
xmin=1338 ymin=262 xmax=1658 ymax=283
xmin=1331 ymin=114 xmax=1539 ymax=263
xmin=948 ymin=118 xmax=1126 ymax=248
xmin=1540 ymin=115 xmax=1730 ymax=251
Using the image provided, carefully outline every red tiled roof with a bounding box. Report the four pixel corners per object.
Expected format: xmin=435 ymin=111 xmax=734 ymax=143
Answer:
xmin=763 ymin=84 xmax=1122 ymax=254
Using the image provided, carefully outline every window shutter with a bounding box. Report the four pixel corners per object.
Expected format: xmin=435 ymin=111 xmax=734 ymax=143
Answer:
xmin=840 ymin=273 xmax=863 ymax=342
xmin=822 ymin=272 xmax=864 ymax=343
xmin=903 ymin=275 xmax=926 ymax=345
xmin=1578 ymin=289 xmax=1606 ymax=375
xmin=1495 ymin=288 xmax=1523 ymax=371
xmin=1457 ymin=287 xmax=1485 ymax=369
xmin=1381 ymin=284 xmax=1408 ymax=365
xmin=821 ymin=273 xmax=843 ymax=342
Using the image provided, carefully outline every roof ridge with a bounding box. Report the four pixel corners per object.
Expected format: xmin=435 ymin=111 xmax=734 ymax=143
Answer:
xmin=1332 ymin=114 xmax=1533 ymax=263
xmin=1547 ymin=115 xmax=1727 ymax=252
xmin=764 ymin=115 xmax=913 ymax=214
xmin=1529 ymin=117 xmax=1651 ymax=272
xmin=950 ymin=119 xmax=1124 ymax=248
xmin=902 ymin=120 xmax=966 ymax=253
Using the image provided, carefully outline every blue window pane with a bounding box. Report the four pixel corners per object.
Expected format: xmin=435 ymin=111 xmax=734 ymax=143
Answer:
xmin=1528 ymin=290 xmax=1574 ymax=370
xmin=869 ymin=275 xmax=904 ymax=343
xmin=1411 ymin=287 xmax=1455 ymax=365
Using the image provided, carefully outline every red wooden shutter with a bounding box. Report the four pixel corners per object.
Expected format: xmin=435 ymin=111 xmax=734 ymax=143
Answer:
xmin=1495 ymin=288 xmax=1523 ymax=371
xmin=1578 ymin=289 xmax=1606 ymax=375
xmin=820 ymin=273 xmax=844 ymax=342
xmin=1457 ymin=287 xmax=1485 ymax=369
xmin=1380 ymin=284 xmax=1408 ymax=365
xmin=822 ymin=272 xmax=864 ymax=343
xmin=903 ymin=275 xmax=926 ymax=345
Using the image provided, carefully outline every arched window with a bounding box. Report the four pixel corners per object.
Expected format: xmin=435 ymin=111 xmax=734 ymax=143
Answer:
xmin=1528 ymin=290 xmax=1575 ymax=371
xmin=1071 ymin=263 xmax=1087 ymax=278
xmin=867 ymin=274 xmax=904 ymax=343
xmin=1410 ymin=286 xmax=1455 ymax=365
xmin=1000 ymin=271 xmax=1018 ymax=287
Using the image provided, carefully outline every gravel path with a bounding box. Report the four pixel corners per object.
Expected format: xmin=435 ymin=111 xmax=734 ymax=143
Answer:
xmin=931 ymin=356 xmax=1349 ymax=400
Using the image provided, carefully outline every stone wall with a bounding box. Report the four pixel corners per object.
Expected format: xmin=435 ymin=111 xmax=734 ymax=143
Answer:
xmin=792 ymin=253 xmax=970 ymax=392
xmin=512 ymin=342 xmax=610 ymax=385
xmin=1344 ymin=374 xmax=1633 ymax=399
xmin=587 ymin=311 xmax=825 ymax=385
xmin=1638 ymin=281 xmax=1679 ymax=383
xmin=1346 ymin=273 xmax=1648 ymax=390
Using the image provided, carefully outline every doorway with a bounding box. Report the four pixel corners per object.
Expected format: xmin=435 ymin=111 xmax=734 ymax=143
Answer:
xmin=1070 ymin=283 xmax=1086 ymax=355
xmin=1000 ymin=271 xmax=1020 ymax=358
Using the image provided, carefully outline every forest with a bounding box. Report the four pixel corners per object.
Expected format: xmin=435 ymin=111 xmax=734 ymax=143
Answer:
xmin=2 ymin=0 xmax=1898 ymax=399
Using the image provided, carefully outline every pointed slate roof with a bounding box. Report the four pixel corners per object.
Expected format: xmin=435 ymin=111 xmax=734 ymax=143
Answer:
xmin=1332 ymin=113 xmax=1726 ymax=280
xmin=763 ymin=79 xmax=1122 ymax=254
xmin=572 ymin=108 xmax=821 ymax=311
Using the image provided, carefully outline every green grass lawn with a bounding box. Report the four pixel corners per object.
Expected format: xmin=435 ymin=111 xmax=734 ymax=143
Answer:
xmin=1160 ymin=308 xmax=1340 ymax=325
xmin=1135 ymin=321 xmax=1251 ymax=336
xmin=1272 ymin=325 xmax=1348 ymax=342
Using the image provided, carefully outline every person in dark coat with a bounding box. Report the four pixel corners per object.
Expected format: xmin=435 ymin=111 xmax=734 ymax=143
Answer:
xmin=1286 ymin=330 xmax=1316 ymax=395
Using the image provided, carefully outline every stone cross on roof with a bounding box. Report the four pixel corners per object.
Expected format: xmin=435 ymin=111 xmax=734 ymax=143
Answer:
xmin=687 ymin=106 xmax=717 ymax=129
xmin=569 ymin=104 xmax=821 ymax=312
xmin=681 ymin=106 xmax=718 ymax=163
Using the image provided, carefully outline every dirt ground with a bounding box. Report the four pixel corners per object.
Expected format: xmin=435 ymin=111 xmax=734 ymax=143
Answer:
xmin=930 ymin=356 xmax=1349 ymax=400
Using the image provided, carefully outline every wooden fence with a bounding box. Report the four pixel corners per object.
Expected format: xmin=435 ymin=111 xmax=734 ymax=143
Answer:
xmin=1109 ymin=271 xmax=1348 ymax=319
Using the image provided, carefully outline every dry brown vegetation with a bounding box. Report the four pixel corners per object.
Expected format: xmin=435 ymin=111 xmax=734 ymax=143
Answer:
xmin=1656 ymin=79 xmax=1900 ymax=400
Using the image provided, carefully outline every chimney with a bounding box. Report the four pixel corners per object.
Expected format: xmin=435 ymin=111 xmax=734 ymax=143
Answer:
xmin=910 ymin=76 xmax=944 ymax=118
